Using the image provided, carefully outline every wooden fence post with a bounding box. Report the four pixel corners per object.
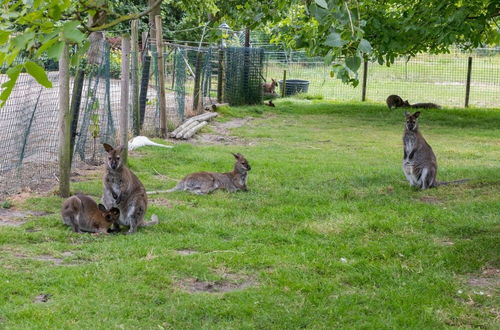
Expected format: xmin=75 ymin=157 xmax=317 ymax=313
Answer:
xmin=131 ymin=20 xmax=140 ymax=136
xmin=282 ymin=70 xmax=287 ymax=97
xmin=155 ymin=15 xmax=167 ymax=137
xmin=217 ymin=47 xmax=224 ymax=103
xmin=120 ymin=35 xmax=131 ymax=163
xmin=192 ymin=51 xmax=203 ymax=114
xmin=361 ymin=60 xmax=368 ymax=101
xmin=58 ymin=42 xmax=71 ymax=197
xmin=465 ymin=56 xmax=472 ymax=108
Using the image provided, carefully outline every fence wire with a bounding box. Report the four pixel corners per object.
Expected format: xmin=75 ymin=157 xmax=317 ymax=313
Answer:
xmin=263 ymin=49 xmax=500 ymax=108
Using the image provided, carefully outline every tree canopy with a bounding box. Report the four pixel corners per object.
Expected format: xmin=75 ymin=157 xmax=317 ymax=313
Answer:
xmin=0 ymin=0 xmax=498 ymax=102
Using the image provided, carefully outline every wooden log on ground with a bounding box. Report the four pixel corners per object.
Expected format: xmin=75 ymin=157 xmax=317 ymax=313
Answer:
xmin=182 ymin=121 xmax=208 ymax=139
xmin=174 ymin=120 xmax=200 ymax=139
xmin=170 ymin=112 xmax=218 ymax=137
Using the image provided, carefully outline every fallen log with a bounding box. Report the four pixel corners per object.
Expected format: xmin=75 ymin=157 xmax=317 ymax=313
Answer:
xmin=170 ymin=112 xmax=218 ymax=137
xmin=174 ymin=120 xmax=200 ymax=139
xmin=182 ymin=121 xmax=208 ymax=139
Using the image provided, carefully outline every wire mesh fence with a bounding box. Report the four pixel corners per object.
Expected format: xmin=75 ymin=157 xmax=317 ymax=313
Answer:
xmin=263 ymin=49 xmax=500 ymax=108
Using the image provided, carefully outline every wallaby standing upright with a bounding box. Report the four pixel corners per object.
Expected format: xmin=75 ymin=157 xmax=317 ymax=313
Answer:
xmin=167 ymin=153 xmax=251 ymax=195
xmin=263 ymin=78 xmax=278 ymax=94
xmin=386 ymin=95 xmax=410 ymax=109
xmin=402 ymin=111 xmax=438 ymax=189
xmin=102 ymin=144 xmax=157 ymax=234
xmin=410 ymin=102 xmax=441 ymax=109
xmin=61 ymin=194 xmax=120 ymax=234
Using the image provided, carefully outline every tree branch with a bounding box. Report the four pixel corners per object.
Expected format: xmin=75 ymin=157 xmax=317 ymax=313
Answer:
xmin=88 ymin=0 xmax=163 ymax=32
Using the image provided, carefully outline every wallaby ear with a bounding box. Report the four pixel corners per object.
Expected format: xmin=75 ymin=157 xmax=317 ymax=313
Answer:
xmin=231 ymin=152 xmax=239 ymax=159
xmin=98 ymin=204 xmax=107 ymax=212
xmin=115 ymin=145 xmax=125 ymax=155
xmin=103 ymin=143 xmax=114 ymax=153
xmin=413 ymin=111 xmax=421 ymax=118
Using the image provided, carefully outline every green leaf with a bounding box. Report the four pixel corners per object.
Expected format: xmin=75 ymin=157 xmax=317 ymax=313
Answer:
xmin=345 ymin=56 xmax=361 ymax=72
xmin=62 ymin=21 xmax=85 ymax=43
xmin=315 ymin=0 xmax=328 ymax=9
xmin=0 ymin=64 xmax=23 ymax=106
xmin=70 ymin=41 xmax=89 ymax=66
xmin=47 ymin=41 xmax=64 ymax=59
xmin=324 ymin=32 xmax=346 ymax=48
xmin=24 ymin=61 xmax=53 ymax=88
xmin=0 ymin=31 xmax=10 ymax=45
xmin=358 ymin=39 xmax=372 ymax=53
xmin=12 ymin=31 xmax=35 ymax=49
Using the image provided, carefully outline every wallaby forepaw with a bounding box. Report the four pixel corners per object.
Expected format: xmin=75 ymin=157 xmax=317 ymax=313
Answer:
xmin=151 ymin=214 xmax=159 ymax=224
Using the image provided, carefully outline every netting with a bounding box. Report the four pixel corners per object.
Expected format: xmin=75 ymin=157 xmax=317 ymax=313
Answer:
xmin=224 ymin=47 xmax=264 ymax=106
xmin=263 ymin=48 xmax=500 ymax=108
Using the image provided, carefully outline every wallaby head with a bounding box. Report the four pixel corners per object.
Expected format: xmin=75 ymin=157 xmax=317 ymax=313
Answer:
xmin=97 ymin=203 xmax=120 ymax=225
xmin=404 ymin=111 xmax=420 ymax=131
xmin=232 ymin=153 xmax=251 ymax=172
xmin=103 ymin=143 xmax=125 ymax=170
xmin=271 ymin=78 xmax=277 ymax=87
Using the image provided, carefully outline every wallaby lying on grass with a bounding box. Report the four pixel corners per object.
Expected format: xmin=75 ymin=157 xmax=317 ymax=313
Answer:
xmin=386 ymin=95 xmax=410 ymax=109
xmin=263 ymin=78 xmax=278 ymax=94
xmin=61 ymin=194 xmax=119 ymax=234
xmin=410 ymin=102 xmax=441 ymax=109
xmin=166 ymin=153 xmax=251 ymax=195
xmin=402 ymin=112 xmax=468 ymax=189
xmin=102 ymin=143 xmax=158 ymax=234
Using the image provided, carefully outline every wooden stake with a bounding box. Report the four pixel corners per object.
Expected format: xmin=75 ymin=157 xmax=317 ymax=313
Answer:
xmin=465 ymin=56 xmax=472 ymax=108
xmin=131 ymin=20 xmax=140 ymax=136
xmin=58 ymin=42 xmax=71 ymax=197
xmin=361 ymin=60 xmax=368 ymax=101
xmin=282 ymin=70 xmax=287 ymax=97
xmin=155 ymin=15 xmax=167 ymax=137
xmin=217 ymin=47 xmax=224 ymax=103
xmin=193 ymin=51 xmax=203 ymax=115
xmin=120 ymin=35 xmax=131 ymax=163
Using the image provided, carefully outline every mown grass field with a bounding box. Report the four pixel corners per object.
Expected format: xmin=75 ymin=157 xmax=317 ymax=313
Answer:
xmin=0 ymin=100 xmax=499 ymax=328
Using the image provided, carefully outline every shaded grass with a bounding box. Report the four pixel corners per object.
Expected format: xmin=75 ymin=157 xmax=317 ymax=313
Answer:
xmin=0 ymin=100 xmax=499 ymax=328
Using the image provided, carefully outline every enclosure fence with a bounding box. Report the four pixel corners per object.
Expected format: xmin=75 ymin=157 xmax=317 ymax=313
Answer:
xmin=263 ymin=48 xmax=500 ymax=108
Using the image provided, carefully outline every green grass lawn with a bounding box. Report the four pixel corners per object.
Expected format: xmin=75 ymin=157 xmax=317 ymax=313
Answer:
xmin=1 ymin=100 xmax=499 ymax=328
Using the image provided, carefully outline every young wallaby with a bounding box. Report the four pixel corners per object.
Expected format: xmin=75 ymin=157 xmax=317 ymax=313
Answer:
xmin=167 ymin=153 xmax=251 ymax=195
xmin=61 ymin=194 xmax=119 ymax=234
xmin=402 ymin=111 xmax=438 ymax=189
xmin=410 ymin=102 xmax=441 ymax=109
xmin=102 ymin=143 xmax=157 ymax=234
xmin=386 ymin=95 xmax=410 ymax=109
xmin=263 ymin=78 xmax=278 ymax=94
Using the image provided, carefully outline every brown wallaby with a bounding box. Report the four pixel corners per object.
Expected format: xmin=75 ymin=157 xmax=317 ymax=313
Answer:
xmin=387 ymin=95 xmax=410 ymax=109
xmin=403 ymin=111 xmax=438 ymax=189
xmin=402 ymin=112 xmax=469 ymax=189
xmin=263 ymin=78 xmax=278 ymax=94
xmin=166 ymin=153 xmax=251 ymax=195
xmin=61 ymin=194 xmax=120 ymax=234
xmin=410 ymin=102 xmax=441 ymax=109
xmin=102 ymin=144 xmax=158 ymax=234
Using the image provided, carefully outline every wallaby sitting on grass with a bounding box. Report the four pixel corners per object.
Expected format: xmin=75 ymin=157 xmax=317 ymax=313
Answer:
xmin=403 ymin=111 xmax=438 ymax=189
xmin=166 ymin=153 xmax=251 ymax=195
xmin=102 ymin=144 xmax=158 ymax=234
xmin=386 ymin=95 xmax=410 ymax=109
xmin=402 ymin=112 xmax=468 ymax=189
xmin=263 ymin=78 xmax=278 ymax=94
xmin=410 ymin=102 xmax=441 ymax=109
xmin=61 ymin=194 xmax=120 ymax=234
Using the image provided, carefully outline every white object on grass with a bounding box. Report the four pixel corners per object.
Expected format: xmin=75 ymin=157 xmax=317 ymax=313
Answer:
xmin=128 ymin=136 xmax=173 ymax=151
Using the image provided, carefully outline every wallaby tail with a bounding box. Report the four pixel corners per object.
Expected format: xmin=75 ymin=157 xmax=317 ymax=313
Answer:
xmin=437 ymin=179 xmax=470 ymax=186
xmin=147 ymin=184 xmax=183 ymax=195
xmin=141 ymin=214 xmax=159 ymax=227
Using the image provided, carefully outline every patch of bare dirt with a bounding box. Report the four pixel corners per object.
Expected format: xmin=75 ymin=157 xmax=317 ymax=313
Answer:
xmin=175 ymin=249 xmax=198 ymax=256
xmin=193 ymin=117 xmax=254 ymax=145
xmin=0 ymin=209 xmax=49 ymax=227
xmin=70 ymin=165 xmax=103 ymax=182
xmin=418 ymin=196 xmax=444 ymax=204
xmin=150 ymin=198 xmax=173 ymax=208
xmin=176 ymin=273 xmax=256 ymax=293
xmin=33 ymin=293 xmax=51 ymax=303
xmin=13 ymin=251 xmax=76 ymax=266
xmin=466 ymin=267 xmax=500 ymax=297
